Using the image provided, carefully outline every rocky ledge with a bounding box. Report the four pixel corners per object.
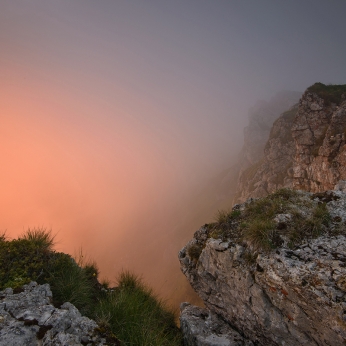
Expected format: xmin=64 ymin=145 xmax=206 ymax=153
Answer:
xmin=179 ymin=188 xmax=346 ymax=345
xmin=0 ymin=281 xmax=118 ymax=346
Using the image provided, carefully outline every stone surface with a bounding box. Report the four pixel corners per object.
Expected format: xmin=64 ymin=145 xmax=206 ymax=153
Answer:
xmin=234 ymin=87 xmax=346 ymax=203
xmin=180 ymin=303 xmax=253 ymax=346
xmin=0 ymin=282 xmax=117 ymax=346
xmin=235 ymin=91 xmax=301 ymax=202
xmin=179 ymin=190 xmax=346 ymax=346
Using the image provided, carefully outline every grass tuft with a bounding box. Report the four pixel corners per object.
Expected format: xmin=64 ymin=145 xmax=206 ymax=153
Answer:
xmin=187 ymin=243 xmax=203 ymax=261
xmin=208 ymin=189 xmax=332 ymax=253
xmin=22 ymin=228 xmax=55 ymax=251
xmin=94 ymin=271 xmax=182 ymax=346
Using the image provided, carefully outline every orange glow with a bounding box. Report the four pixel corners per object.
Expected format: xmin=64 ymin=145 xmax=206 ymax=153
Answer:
xmin=1 ymin=62 xmax=202 ymax=304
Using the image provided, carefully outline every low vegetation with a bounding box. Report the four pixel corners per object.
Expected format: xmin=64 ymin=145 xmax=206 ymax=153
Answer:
xmin=187 ymin=243 xmax=203 ymax=261
xmin=94 ymin=272 xmax=181 ymax=346
xmin=307 ymin=82 xmax=346 ymax=106
xmin=205 ymin=189 xmax=334 ymax=252
xmin=0 ymin=229 xmax=182 ymax=346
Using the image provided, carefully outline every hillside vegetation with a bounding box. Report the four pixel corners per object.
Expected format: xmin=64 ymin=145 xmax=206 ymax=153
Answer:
xmin=306 ymin=82 xmax=346 ymax=106
xmin=0 ymin=229 xmax=182 ymax=346
xmin=197 ymin=189 xmax=344 ymax=255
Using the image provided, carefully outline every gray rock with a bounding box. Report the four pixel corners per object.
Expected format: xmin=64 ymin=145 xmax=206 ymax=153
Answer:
xmin=234 ymin=87 xmax=346 ymax=203
xmin=335 ymin=180 xmax=346 ymax=192
xmin=180 ymin=303 xmax=253 ymax=346
xmin=0 ymin=282 xmax=113 ymax=346
xmin=179 ymin=191 xmax=346 ymax=345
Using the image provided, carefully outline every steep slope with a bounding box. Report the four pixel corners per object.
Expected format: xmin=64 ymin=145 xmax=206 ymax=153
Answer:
xmin=235 ymin=83 xmax=346 ymax=202
xmin=292 ymin=83 xmax=346 ymax=192
xmin=238 ymin=91 xmax=301 ymax=177
xmin=179 ymin=188 xmax=346 ymax=345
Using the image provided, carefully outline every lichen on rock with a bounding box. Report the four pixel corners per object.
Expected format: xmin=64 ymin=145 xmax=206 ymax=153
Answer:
xmin=234 ymin=83 xmax=346 ymax=204
xmin=179 ymin=188 xmax=346 ymax=345
xmin=0 ymin=281 xmax=117 ymax=346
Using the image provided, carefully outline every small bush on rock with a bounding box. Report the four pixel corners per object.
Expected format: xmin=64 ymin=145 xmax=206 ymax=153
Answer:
xmin=187 ymin=243 xmax=203 ymax=261
xmin=307 ymin=83 xmax=346 ymax=106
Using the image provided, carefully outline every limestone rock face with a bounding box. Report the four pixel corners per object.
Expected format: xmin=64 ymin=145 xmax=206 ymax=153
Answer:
xmin=292 ymin=93 xmax=346 ymax=192
xmin=235 ymin=105 xmax=298 ymax=202
xmin=0 ymin=282 xmax=116 ymax=346
xmin=235 ymin=85 xmax=346 ymax=203
xmin=180 ymin=303 xmax=253 ymax=346
xmin=179 ymin=190 xmax=346 ymax=346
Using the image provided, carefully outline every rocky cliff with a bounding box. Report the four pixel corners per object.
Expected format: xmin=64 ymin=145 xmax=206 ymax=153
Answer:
xmin=235 ymin=83 xmax=346 ymax=203
xmin=179 ymin=187 xmax=346 ymax=345
xmin=0 ymin=281 xmax=119 ymax=345
xmin=235 ymin=91 xmax=301 ymax=200
xmin=239 ymin=91 xmax=301 ymax=171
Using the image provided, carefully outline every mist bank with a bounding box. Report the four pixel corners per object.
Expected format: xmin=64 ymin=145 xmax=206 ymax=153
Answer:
xmin=1 ymin=85 xmax=305 ymax=309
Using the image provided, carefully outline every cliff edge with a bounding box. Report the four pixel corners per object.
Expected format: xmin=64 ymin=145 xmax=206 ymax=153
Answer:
xmin=235 ymin=83 xmax=346 ymax=203
xmin=179 ymin=187 xmax=346 ymax=345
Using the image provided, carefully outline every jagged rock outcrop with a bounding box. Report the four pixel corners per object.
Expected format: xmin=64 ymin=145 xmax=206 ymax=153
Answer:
xmin=180 ymin=303 xmax=253 ymax=346
xmin=234 ymin=91 xmax=301 ymax=203
xmin=0 ymin=281 xmax=118 ymax=346
xmin=292 ymin=88 xmax=346 ymax=192
xmin=235 ymin=105 xmax=298 ymax=202
xmin=179 ymin=188 xmax=346 ymax=346
xmin=235 ymin=83 xmax=346 ymax=203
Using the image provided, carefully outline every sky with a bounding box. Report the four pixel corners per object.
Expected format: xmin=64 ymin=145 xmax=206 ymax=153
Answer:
xmin=1 ymin=0 xmax=346 ymax=305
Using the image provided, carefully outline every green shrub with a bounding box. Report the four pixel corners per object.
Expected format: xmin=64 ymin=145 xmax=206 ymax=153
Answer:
xmin=307 ymin=83 xmax=346 ymax=106
xmin=187 ymin=243 xmax=203 ymax=261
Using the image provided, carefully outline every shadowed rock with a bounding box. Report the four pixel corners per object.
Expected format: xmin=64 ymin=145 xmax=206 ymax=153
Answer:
xmin=0 ymin=282 xmax=118 ymax=346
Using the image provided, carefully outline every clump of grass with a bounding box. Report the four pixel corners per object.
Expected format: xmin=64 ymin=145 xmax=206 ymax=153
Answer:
xmin=271 ymin=188 xmax=300 ymax=201
xmin=21 ymin=227 xmax=55 ymax=251
xmin=94 ymin=271 xmax=182 ymax=346
xmin=240 ymin=189 xmax=332 ymax=250
xmin=45 ymin=253 xmax=97 ymax=315
xmin=307 ymin=83 xmax=346 ymax=106
xmin=0 ymin=232 xmax=6 ymax=242
xmin=187 ymin=243 xmax=203 ymax=261
xmin=242 ymin=219 xmax=277 ymax=251
xmin=243 ymin=250 xmax=258 ymax=265
xmin=207 ymin=209 xmax=242 ymax=242
xmin=215 ymin=209 xmax=232 ymax=224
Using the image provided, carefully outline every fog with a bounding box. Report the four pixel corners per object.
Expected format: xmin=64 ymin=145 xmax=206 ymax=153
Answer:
xmin=1 ymin=0 xmax=346 ymax=307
